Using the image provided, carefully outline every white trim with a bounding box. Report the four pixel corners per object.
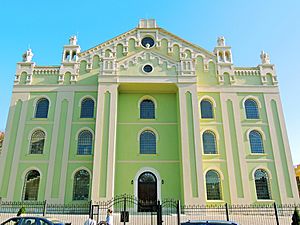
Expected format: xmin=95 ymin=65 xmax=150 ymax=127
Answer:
xmin=199 ymin=96 xmax=216 ymax=119
xmin=137 ymin=127 xmax=159 ymax=141
xmin=246 ymin=128 xmax=266 ymax=140
xmin=27 ymin=128 xmax=47 ymax=154
xmin=203 ymin=168 xmax=224 ymax=201
xmin=252 ymin=167 xmax=273 ymax=201
xmin=200 ymin=129 xmax=219 ymax=155
xmin=140 ymin=36 xmax=155 ymax=49
xmin=71 ymin=167 xmax=92 ymax=180
xmin=142 ymin=64 xmax=154 ymax=74
xmin=200 ymin=128 xmax=220 ymax=140
xmin=75 ymin=127 xmax=95 ymax=141
xmin=251 ymin=167 xmax=273 ymax=180
xmin=138 ymin=95 xmax=158 ymax=109
xmin=242 ymin=96 xmax=262 ymax=108
xmin=78 ymin=95 xmax=96 ymax=107
xmin=21 ymin=167 xmax=42 ymax=201
xmin=199 ymin=96 xmax=217 ymax=108
xmin=32 ymin=95 xmax=51 ymax=118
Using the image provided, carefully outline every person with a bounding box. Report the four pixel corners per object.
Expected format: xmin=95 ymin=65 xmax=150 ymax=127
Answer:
xmin=84 ymin=216 xmax=96 ymax=225
xmin=106 ymin=209 xmax=113 ymax=225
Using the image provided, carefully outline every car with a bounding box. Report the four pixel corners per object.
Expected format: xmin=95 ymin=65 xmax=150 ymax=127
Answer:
xmin=0 ymin=216 xmax=70 ymax=225
xmin=181 ymin=220 xmax=239 ymax=225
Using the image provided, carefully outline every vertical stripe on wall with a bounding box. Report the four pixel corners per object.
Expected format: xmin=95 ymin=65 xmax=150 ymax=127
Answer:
xmin=100 ymin=91 xmax=110 ymax=197
xmin=186 ymin=91 xmax=198 ymax=198
xmin=271 ymin=100 xmax=293 ymax=198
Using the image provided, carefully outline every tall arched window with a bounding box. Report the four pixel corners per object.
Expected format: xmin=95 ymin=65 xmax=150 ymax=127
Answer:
xmin=80 ymin=98 xmax=95 ymax=118
xmin=206 ymin=170 xmax=222 ymax=200
xmin=35 ymin=98 xmax=49 ymax=118
xmin=138 ymin=172 xmax=157 ymax=211
xmin=77 ymin=130 xmax=93 ymax=155
xmin=254 ymin=169 xmax=271 ymax=200
xmin=245 ymin=99 xmax=259 ymax=119
xmin=200 ymin=99 xmax=214 ymax=119
xmin=202 ymin=131 xmax=217 ymax=154
xmin=23 ymin=170 xmax=40 ymax=201
xmin=140 ymin=130 xmax=156 ymax=154
xmin=249 ymin=130 xmax=264 ymax=154
xmin=30 ymin=130 xmax=45 ymax=154
xmin=73 ymin=170 xmax=90 ymax=201
xmin=140 ymin=99 xmax=155 ymax=119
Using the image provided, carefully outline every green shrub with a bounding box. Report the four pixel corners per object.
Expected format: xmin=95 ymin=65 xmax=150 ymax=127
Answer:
xmin=17 ymin=206 xmax=26 ymax=216
xmin=292 ymin=207 xmax=300 ymax=225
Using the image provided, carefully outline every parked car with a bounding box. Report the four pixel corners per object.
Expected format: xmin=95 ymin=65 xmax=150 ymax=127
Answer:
xmin=0 ymin=216 xmax=70 ymax=225
xmin=181 ymin=220 xmax=239 ymax=225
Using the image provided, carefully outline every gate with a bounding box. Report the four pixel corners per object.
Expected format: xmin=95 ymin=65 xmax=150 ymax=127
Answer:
xmin=162 ymin=199 xmax=180 ymax=225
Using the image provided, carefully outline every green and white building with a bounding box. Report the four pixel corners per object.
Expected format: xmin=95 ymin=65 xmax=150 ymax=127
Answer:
xmin=0 ymin=19 xmax=299 ymax=205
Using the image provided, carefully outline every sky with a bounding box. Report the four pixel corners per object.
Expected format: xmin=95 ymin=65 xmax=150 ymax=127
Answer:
xmin=0 ymin=0 xmax=299 ymax=165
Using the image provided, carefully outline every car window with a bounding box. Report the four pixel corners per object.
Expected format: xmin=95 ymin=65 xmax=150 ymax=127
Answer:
xmin=20 ymin=218 xmax=37 ymax=225
xmin=2 ymin=218 xmax=21 ymax=225
xmin=39 ymin=219 xmax=52 ymax=225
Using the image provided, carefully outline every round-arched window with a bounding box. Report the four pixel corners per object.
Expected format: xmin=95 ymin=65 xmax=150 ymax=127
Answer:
xmin=143 ymin=65 xmax=153 ymax=73
xmin=141 ymin=37 xmax=155 ymax=48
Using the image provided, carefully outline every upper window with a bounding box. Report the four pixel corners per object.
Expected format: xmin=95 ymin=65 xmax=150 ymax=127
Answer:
xmin=140 ymin=99 xmax=155 ymax=119
xmin=23 ymin=170 xmax=40 ymax=201
xmin=73 ymin=169 xmax=90 ymax=201
xmin=205 ymin=170 xmax=222 ymax=200
xmin=143 ymin=64 xmax=153 ymax=73
xmin=77 ymin=130 xmax=93 ymax=155
xmin=254 ymin=169 xmax=271 ymax=200
xmin=141 ymin=37 xmax=155 ymax=48
xmin=200 ymin=100 xmax=214 ymax=119
xmin=249 ymin=130 xmax=264 ymax=154
xmin=35 ymin=98 xmax=49 ymax=118
xmin=202 ymin=131 xmax=217 ymax=154
xmin=30 ymin=130 xmax=45 ymax=154
xmin=245 ymin=99 xmax=259 ymax=119
xmin=140 ymin=130 xmax=156 ymax=154
xmin=80 ymin=98 xmax=95 ymax=118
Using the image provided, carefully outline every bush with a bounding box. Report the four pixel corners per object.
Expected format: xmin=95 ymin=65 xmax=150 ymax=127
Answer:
xmin=17 ymin=206 xmax=26 ymax=216
xmin=292 ymin=207 xmax=300 ymax=225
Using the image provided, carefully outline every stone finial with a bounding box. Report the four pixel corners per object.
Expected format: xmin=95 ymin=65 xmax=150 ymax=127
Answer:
xmin=260 ymin=51 xmax=270 ymax=64
xmin=138 ymin=19 xmax=157 ymax=28
xmin=22 ymin=49 xmax=34 ymax=62
xmin=217 ymin=36 xmax=225 ymax=46
xmin=69 ymin=35 xmax=77 ymax=45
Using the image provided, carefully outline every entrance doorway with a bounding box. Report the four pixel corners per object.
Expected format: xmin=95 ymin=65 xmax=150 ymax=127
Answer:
xmin=138 ymin=172 xmax=157 ymax=211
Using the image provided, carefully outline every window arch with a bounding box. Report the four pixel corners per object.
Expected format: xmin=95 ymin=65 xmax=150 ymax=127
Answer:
xmin=140 ymin=130 xmax=156 ymax=154
xmin=254 ymin=169 xmax=271 ymax=200
xmin=140 ymin=99 xmax=155 ymax=119
xmin=205 ymin=170 xmax=222 ymax=200
xmin=73 ymin=169 xmax=90 ymax=201
xmin=30 ymin=130 xmax=45 ymax=154
xmin=249 ymin=130 xmax=264 ymax=154
xmin=200 ymin=99 xmax=214 ymax=119
xmin=77 ymin=130 xmax=93 ymax=155
xmin=80 ymin=98 xmax=95 ymax=118
xmin=23 ymin=170 xmax=40 ymax=201
xmin=202 ymin=131 xmax=217 ymax=154
xmin=245 ymin=99 xmax=259 ymax=119
xmin=35 ymin=98 xmax=49 ymax=118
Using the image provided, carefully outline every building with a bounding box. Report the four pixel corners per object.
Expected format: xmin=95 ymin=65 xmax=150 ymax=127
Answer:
xmin=295 ymin=165 xmax=300 ymax=197
xmin=0 ymin=19 xmax=299 ymax=205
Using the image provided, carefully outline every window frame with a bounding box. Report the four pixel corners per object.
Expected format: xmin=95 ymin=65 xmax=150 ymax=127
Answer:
xmin=199 ymin=97 xmax=216 ymax=119
xmin=76 ymin=129 xmax=94 ymax=155
xmin=139 ymin=129 xmax=157 ymax=155
xmin=205 ymin=169 xmax=223 ymax=201
xmin=248 ymin=130 xmax=265 ymax=154
xmin=29 ymin=129 xmax=46 ymax=155
xmin=72 ymin=169 xmax=91 ymax=201
xmin=253 ymin=168 xmax=272 ymax=201
xmin=202 ymin=130 xmax=218 ymax=155
xmin=34 ymin=97 xmax=50 ymax=119
xmin=79 ymin=96 xmax=95 ymax=119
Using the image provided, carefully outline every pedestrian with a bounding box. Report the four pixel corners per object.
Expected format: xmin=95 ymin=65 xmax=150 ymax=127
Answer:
xmin=106 ymin=209 xmax=113 ymax=225
xmin=84 ymin=216 xmax=96 ymax=225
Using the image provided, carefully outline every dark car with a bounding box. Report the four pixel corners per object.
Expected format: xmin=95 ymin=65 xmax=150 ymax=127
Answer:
xmin=0 ymin=217 xmax=69 ymax=225
xmin=181 ymin=220 xmax=239 ymax=225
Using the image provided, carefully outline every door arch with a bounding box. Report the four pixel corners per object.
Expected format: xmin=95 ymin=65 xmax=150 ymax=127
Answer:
xmin=138 ymin=172 xmax=157 ymax=211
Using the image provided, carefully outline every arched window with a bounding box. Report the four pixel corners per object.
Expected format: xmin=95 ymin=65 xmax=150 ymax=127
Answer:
xmin=77 ymin=130 xmax=93 ymax=155
xmin=73 ymin=170 xmax=90 ymax=201
xmin=140 ymin=99 xmax=155 ymax=119
xmin=254 ymin=169 xmax=271 ymax=200
xmin=80 ymin=98 xmax=95 ymax=118
xmin=35 ymin=98 xmax=49 ymax=118
xmin=30 ymin=130 xmax=45 ymax=154
xmin=23 ymin=170 xmax=40 ymax=201
xmin=203 ymin=131 xmax=217 ymax=154
xmin=200 ymin=100 xmax=214 ymax=119
xmin=206 ymin=170 xmax=222 ymax=200
xmin=249 ymin=130 xmax=264 ymax=154
xmin=140 ymin=130 xmax=156 ymax=154
xmin=245 ymin=99 xmax=259 ymax=119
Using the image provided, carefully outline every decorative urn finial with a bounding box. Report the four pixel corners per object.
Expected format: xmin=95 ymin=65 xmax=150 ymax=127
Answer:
xmin=69 ymin=35 xmax=77 ymax=45
xmin=22 ymin=49 xmax=34 ymax=62
xmin=260 ymin=51 xmax=270 ymax=64
xmin=217 ymin=36 xmax=226 ymax=46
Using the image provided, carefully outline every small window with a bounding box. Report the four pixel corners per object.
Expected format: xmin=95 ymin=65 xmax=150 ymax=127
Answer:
xmin=254 ymin=169 xmax=271 ymax=200
xmin=73 ymin=169 xmax=90 ymax=200
xmin=249 ymin=130 xmax=264 ymax=154
xmin=200 ymin=99 xmax=214 ymax=119
xmin=203 ymin=131 xmax=217 ymax=154
xmin=23 ymin=170 xmax=40 ymax=201
xmin=141 ymin=37 xmax=155 ymax=48
xmin=140 ymin=99 xmax=155 ymax=119
xmin=77 ymin=130 xmax=93 ymax=155
xmin=80 ymin=98 xmax=95 ymax=118
xmin=206 ymin=170 xmax=222 ymax=200
xmin=35 ymin=98 xmax=49 ymax=118
xmin=30 ymin=130 xmax=45 ymax=154
xmin=140 ymin=130 xmax=156 ymax=154
xmin=143 ymin=64 xmax=153 ymax=73
xmin=245 ymin=99 xmax=259 ymax=119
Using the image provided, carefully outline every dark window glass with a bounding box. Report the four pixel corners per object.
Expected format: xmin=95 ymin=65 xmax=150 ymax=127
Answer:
xmin=203 ymin=131 xmax=217 ymax=154
xmin=201 ymin=100 xmax=214 ymax=119
xmin=143 ymin=65 xmax=153 ymax=73
xmin=206 ymin=170 xmax=222 ymax=200
xmin=249 ymin=130 xmax=264 ymax=154
xmin=77 ymin=130 xmax=93 ymax=155
xmin=138 ymin=172 xmax=157 ymax=212
xmin=140 ymin=131 xmax=156 ymax=154
xmin=35 ymin=98 xmax=49 ymax=118
xmin=30 ymin=130 xmax=45 ymax=154
xmin=140 ymin=99 xmax=155 ymax=119
xmin=23 ymin=170 xmax=40 ymax=201
xmin=73 ymin=170 xmax=90 ymax=200
xmin=255 ymin=169 xmax=271 ymax=200
xmin=141 ymin=37 xmax=155 ymax=48
xmin=245 ymin=99 xmax=259 ymax=119
xmin=80 ymin=98 xmax=94 ymax=118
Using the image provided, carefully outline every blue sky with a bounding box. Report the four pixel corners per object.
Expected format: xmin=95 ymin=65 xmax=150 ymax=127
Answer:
xmin=0 ymin=0 xmax=299 ymax=164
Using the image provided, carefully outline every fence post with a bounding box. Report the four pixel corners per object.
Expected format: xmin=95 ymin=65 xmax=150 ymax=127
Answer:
xmin=177 ymin=200 xmax=181 ymax=225
xmin=123 ymin=196 xmax=127 ymax=225
xmin=225 ymin=203 xmax=229 ymax=221
xmin=42 ymin=200 xmax=47 ymax=216
xmin=89 ymin=200 xmax=92 ymax=218
xmin=274 ymin=202 xmax=280 ymax=225
xmin=157 ymin=200 xmax=162 ymax=225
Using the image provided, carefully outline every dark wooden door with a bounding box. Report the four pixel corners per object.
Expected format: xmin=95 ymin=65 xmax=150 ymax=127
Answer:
xmin=138 ymin=172 xmax=157 ymax=211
